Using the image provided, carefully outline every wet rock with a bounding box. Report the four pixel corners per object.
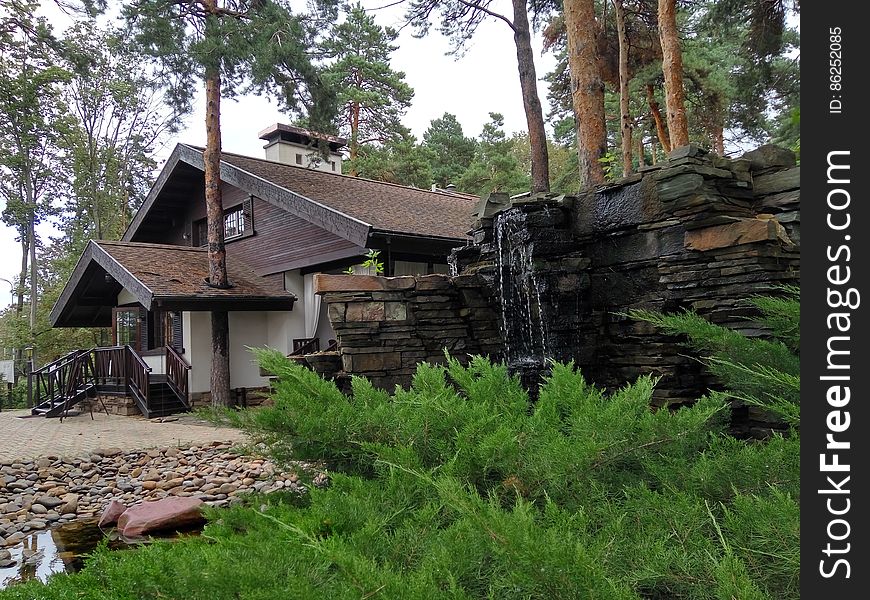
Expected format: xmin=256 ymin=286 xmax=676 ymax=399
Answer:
xmin=98 ymin=500 xmax=128 ymax=527
xmin=118 ymin=497 xmax=205 ymax=537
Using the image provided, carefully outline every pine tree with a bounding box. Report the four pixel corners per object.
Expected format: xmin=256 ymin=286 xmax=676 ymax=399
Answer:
xmin=657 ymin=0 xmax=689 ymax=148
xmin=321 ymin=3 xmax=413 ymax=172
xmin=406 ymin=0 xmax=551 ymax=192
xmin=116 ymin=0 xmax=335 ymax=407
xmin=350 ymin=131 xmax=436 ymax=190
xmin=458 ymin=113 xmax=529 ymax=196
xmin=562 ymin=0 xmax=607 ymax=186
xmin=421 ymin=112 xmax=477 ymax=188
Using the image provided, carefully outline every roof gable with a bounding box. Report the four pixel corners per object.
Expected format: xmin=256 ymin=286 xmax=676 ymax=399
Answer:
xmin=123 ymin=144 xmax=475 ymax=246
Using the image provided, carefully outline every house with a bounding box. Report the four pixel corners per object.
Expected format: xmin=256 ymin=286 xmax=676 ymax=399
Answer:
xmin=41 ymin=125 xmax=476 ymax=417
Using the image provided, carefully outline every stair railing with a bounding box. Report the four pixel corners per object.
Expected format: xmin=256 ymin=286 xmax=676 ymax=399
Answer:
xmin=90 ymin=346 xmax=128 ymax=388
xmin=165 ymin=345 xmax=191 ymax=409
xmin=125 ymin=345 xmax=151 ymax=415
xmin=28 ymin=350 xmax=85 ymax=411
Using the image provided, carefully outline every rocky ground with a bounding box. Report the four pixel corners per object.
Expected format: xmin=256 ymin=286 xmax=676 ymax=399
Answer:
xmin=0 ymin=442 xmax=325 ymax=555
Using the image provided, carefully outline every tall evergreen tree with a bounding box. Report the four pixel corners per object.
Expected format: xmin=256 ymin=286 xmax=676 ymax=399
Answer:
xmin=321 ymin=3 xmax=413 ymax=171
xmin=0 ymin=3 xmax=67 ymax=375
xmin=562 ymin=0 xmax=607 ymax=185
xmin=422 ymin=112 xmax=477 ymax=188
xmin=115 ymin=0 xmax=335 ymax=406
xmin=657 ymin=0 xmax=689 ymax=148
xmin=458 ymin=112 xmax=529 ymax=196
xmin=350 ymin=130 xmax=436 ymax=190
xmin=406 ymin=0 xmax=551 ymax=192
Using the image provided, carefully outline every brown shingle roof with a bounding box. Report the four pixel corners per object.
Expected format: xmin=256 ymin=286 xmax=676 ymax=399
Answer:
xmin=97 ymin=240 xmax=291 ymax=301
xmin=215 ymin=150 xmax=477 ymax=240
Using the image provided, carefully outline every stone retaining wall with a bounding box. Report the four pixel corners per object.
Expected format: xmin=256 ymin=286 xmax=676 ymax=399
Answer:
xmin=315 ymin=144 xmax=799 ymax=437
xmin=312 ymin=274 xmax=502 ymax=390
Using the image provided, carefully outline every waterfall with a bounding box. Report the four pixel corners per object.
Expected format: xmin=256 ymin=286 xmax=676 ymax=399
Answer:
xmin=493 ymin=208 xmax=551 ymax=369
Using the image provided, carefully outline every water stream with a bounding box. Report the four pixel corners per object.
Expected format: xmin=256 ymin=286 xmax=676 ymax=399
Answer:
xmin=0 ymin=519 xmax=200 ymax=590
xmin=492 ymin=209 xmax=552 ymax=376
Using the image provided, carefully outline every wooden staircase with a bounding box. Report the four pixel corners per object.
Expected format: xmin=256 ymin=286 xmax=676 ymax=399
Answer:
xmin=30 ymin=346 xmax=191 ymax=419
xmin=141 ymin=375 xmax=190 ymax=419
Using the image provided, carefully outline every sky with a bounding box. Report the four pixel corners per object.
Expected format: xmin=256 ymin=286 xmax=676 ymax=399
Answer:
xmin=0 ymin=0 xmax=558 ymax=308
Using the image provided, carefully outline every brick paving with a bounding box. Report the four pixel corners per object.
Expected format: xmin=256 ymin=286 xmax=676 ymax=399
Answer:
xmin=0 ymin=408 xmax=248 ymax=462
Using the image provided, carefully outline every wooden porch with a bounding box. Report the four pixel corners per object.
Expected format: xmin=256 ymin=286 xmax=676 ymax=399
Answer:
xmin=28 ymin=345 xmax=191 ymax=420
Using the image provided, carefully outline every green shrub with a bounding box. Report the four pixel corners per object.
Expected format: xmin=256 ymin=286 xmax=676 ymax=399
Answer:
xmin=3 ymin=294 xmax=799 ymax=599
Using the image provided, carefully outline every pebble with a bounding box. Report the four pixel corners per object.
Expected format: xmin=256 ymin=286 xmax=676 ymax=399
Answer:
xmin=0 ymin=443 xmax=321 ymax=547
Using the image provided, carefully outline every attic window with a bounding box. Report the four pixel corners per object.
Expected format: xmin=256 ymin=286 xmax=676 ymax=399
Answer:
xmin=295 ymin=154 xmax=303 ymax=165
xmin=194 ymin=198 xmax=253 ymax=246
xmin=330 ymin=161 xmax=336 ymax=172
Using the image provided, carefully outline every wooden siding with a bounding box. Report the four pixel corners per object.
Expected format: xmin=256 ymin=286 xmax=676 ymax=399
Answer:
xmin=139 ymin=181 xmax=360 ymax=277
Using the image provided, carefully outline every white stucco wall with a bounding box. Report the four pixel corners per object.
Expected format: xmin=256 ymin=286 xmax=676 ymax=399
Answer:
xmin=283 ymin=270 xmax=308 ymax=349
xmin=228 ymin=312 xmax=272 ymax=389
xmin=266 ymin=311 xmax=293 ymax=355
xmin=143 ymin=354 xmax=165 ymax=375
xmin=117 ymin=289 xmax=138 ymax=306
xmin=184 ymin=311 xmax=212 ymax=395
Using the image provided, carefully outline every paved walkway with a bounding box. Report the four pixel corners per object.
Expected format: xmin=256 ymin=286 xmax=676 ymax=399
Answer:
xmin=0 ymin=409 xmax=248 ymax=461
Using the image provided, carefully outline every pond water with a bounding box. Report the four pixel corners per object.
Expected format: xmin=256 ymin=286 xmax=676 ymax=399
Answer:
xmin=0 ymin=519 xmax=200 ymax=590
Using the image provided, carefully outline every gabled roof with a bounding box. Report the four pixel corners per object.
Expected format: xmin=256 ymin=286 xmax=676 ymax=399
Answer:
xmin=124 ymin=144 xmax=477 ymax=246
xmin=51 ymin=240 xmax=295 ymax=327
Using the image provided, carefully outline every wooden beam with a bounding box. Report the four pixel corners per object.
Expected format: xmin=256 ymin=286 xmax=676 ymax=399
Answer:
xmin=123 ymin=145 xmax=186 ymax=241
xmin=178 ymin=144 xmax=373 ymax=247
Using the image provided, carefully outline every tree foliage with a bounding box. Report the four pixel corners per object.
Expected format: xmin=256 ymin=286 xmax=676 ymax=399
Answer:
xmin=421 ymin=112 xmax=478 ymax=188
xmin=457 ymin=113 xmax=530 ymax=196
xmin=321 ymin=3 xmax=413 ymax=165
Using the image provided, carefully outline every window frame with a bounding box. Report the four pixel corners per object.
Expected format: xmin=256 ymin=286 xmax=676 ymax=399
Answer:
xmin=193 ymin=197 xmax=254 ymax=246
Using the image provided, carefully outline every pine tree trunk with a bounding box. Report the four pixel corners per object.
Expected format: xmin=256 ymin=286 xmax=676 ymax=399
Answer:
xmin=204 ymin=69 xmax=232 ymax=407
xmin=349 ymin=101 xmax=360 ymax=175
xmin=511 ymin=0 xmax=550 ymax=192
xmin=16 ymin=236 xmax=27 ymax=317
xmin=646 ymin=84 xmax=670 ymax=154
xmin=712 ymin=123 xmax=725 ymax=156
xmin=615 ymin=0 xmax=632 ymax=177
xmin=564 ymin=0 xmax=607 ymax=187
xmin=657 ymin=0 xmax=689 ymax=149
xmin=636 ymin=133 xmax=645 ymax=167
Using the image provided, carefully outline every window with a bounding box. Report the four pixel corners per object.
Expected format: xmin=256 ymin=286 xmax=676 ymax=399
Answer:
xmin=295 ymin=154 xmax=303 ymax=165
xmin=330 ymin=161 xmax=336 ymax=172
xmin=224 ymin=206 xmax=244 ymax=239
xmin=114 ymin=307 xmax=142 ymax=352
xmin=194 ymin=198 xmax=253 ymax=246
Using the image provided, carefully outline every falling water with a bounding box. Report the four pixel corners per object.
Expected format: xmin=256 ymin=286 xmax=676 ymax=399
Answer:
xmin=492 ymin=208 xmax=552 ymax=371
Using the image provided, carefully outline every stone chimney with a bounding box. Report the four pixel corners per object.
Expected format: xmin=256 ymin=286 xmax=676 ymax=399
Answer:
xmin=258 ymin=124 xmax=346 ymax=174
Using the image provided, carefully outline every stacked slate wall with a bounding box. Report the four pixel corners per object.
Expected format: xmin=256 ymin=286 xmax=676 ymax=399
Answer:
xmin=312 ymin=274 xmax=502 ymax=391
xmin=316 ymin=144 xmax=800 ymax=435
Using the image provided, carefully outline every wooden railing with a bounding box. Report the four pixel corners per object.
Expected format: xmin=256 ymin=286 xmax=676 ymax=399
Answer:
xmin=29 ymin=344 xmax=194 ymax=418
xmin=165 ymin=345 xmax=191 ymax=409
xmin=90 ymin=346 xmax=128 ymax=387
xmin=125 ymin=345 xmax=151 ymax=413
xmin=29 ymin=350 xmax=87 ymax=411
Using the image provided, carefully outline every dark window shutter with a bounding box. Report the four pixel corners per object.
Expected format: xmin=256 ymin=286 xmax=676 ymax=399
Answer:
xmin=140 ymin=307 xmax=149 ymax=352
xmin=243 ymin=196 xmax=254 ymax=233
xmin=172 ymin=312 xmax=184 ymax=352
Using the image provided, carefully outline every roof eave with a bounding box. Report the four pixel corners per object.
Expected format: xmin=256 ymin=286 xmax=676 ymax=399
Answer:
xmin=50 ymin=241 xmax=155 ymax=327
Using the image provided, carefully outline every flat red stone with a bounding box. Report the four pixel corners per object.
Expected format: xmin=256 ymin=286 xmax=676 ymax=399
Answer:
xmin=98 ymin=499 xmax=128 ymax=527
xmin=117 ymin=497 xmax=205 ymax=537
